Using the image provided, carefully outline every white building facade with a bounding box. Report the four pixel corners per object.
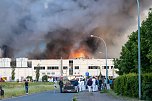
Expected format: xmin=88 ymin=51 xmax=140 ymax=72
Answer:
xmin=0 ymin=58 xmax=118 ymax=81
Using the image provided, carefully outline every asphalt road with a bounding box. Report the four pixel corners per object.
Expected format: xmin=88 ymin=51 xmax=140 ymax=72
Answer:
xmin=1 ymin=91 xmax=75 ymax=101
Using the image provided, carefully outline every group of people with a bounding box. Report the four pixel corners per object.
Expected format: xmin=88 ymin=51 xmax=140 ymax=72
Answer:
xmin=86 ymin=77 xmax=113 ymax=92
xmin=58 ymin=76 xmax=113 ymax=93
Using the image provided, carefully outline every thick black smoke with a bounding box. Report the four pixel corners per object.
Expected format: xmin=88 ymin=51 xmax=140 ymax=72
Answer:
xmin=0 ymin=0 xmax=152 ymax=59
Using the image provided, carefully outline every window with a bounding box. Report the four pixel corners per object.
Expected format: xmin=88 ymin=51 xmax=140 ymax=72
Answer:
xmin=69 ymin=60 xmax=73 ymax=63
xmin=111 ymin=66 xmax=114 ymax=69
xmin=47 ymin=72 xmax=50 ymax=75
xmin=51 ymin=72 xmax=55 ymax=75
xmin=34 ymin=66 xmax=45 ymax=70
xmin=63 ymin=66 xmax=68 ymax=69
xmin=75 ymin=66 xmax=79 ymax=69
xmin=47 ymin=66 xmax=59 ymax=70
xmin=88 ymin=66 xmax=100 ymax=69
xmin=103 ymin=66 xmax=109 ymax=69
xmin=42 ymin=72 xmax=45 ymax=75
xmin=55 ymin=66 xmax=59 ymax=69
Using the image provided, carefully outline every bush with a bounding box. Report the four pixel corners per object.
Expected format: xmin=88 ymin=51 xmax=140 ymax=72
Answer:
xmin=142 ymin=73 xmax=152 ymax=100
xmin=73 ymin=97 xmax=77 ymax=101
xmin=42 ymin=75 xmax=48 ymax=82
xmin=114 ymin=73 xmax=152 ymax=100
xmin=26 ymin=76 xmax=33 ymax=81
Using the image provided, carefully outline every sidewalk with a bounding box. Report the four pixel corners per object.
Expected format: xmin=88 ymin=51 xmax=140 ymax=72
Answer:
xmin=76 ymin=91 xmax=125 ymax=101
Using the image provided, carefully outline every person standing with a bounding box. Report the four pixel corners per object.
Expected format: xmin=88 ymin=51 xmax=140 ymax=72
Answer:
xmin=74 ymin=79 xmax=79 ymax=92
xmin=25 ymin=80 xmax=29 ymax=94
xmin=78 ymin=79 xmax=82 ymax=92
xmin=87 ymin=78 xmax=92 ymax=92
xmin=0 ymin=86 xmax=4 ymax=99
xmin=98 ymin=78 xmax=102 ymax=91
xmin=54 ymin=80 xmax=58 ymax=93
xmin=82 ymin=79 xmax=86 ymax=91
xmin=95 ymin=78 xmax=99 ymax=91
xmin=59 ymin=79 xmax=63 ymax=93
xmin=92 ymin=77 xmax=96 ymax=92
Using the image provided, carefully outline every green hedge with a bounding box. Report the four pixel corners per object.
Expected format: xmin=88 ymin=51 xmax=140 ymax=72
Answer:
xmin=114 ymin=73 xmax=152 ymax=100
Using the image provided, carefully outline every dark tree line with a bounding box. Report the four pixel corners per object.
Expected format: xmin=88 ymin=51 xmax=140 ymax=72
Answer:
xmin=114 ymin=9 xmax=152 ymax=75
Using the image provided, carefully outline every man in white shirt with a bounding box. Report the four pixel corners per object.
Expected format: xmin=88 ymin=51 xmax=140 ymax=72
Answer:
xmin=92 ymin=77 xmax=96 ymax=92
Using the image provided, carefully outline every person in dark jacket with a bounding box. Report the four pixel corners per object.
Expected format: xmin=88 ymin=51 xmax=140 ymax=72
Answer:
xmin=0 ymin=86 xmax=4 ymax=99
xmin=98 ymin=78 xmax=102 ymax=91
xmin=74 ymin=79 xmax=79 ymax=92
xmin=59 ymin=79 xmax=64 ymax=93
xmin=87 ymin=78 xmax=92 ymax=92
xmin=25 ymin=80 xmax=29 ymax=94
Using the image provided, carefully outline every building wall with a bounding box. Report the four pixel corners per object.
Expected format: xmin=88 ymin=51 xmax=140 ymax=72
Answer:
xmin=0 ymin=58 xmax=119 ymax=81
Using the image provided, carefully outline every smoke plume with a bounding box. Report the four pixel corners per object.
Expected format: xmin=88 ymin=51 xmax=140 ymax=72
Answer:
xmin=0 ymin=0 xmax=152 ymax=59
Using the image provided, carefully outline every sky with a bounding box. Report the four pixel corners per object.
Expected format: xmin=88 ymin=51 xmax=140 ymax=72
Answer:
xmin=0 ymin=0 xmax=152 ymax=59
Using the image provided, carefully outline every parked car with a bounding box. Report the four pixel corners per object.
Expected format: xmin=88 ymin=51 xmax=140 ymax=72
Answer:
xmin=0 ymin=77 xmax=5 ymax=82
xmin=63 ymin=80 xmax=77 ymax=93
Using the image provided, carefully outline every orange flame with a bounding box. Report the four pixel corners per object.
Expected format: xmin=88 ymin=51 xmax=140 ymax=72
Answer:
xmin=69 ymin=48 xmax=90 ymax=59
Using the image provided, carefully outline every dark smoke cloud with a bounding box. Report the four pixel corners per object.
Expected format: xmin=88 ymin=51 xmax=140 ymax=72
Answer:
xmin=0 ymin=0 xmax=151 ymax=59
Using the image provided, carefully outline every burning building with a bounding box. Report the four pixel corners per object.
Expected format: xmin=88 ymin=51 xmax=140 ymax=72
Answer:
xmin=0 ymin=58 xmax=117 ymax=81
xmin=0 ymin=0 xmax=151 ymax=59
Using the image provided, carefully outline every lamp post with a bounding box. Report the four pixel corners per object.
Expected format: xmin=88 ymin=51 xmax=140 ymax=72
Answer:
xmin=90 ymin=35 xmax=108 ymax=86
xmin=98 ymin=52 xmax=103 ymax=77
xmin=137 ymin=0 xmax=141 ymax=99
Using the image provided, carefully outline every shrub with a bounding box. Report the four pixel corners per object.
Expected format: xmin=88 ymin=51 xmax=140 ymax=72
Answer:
xmin=42 ymin=75 xmax=48 ymax=82
xmin=73 ymin=97 xmax=77 ymax=101
xmin=26 ymin=76 xmax=33 ymax=81
xmin=114 ymin=73 xmax=152 ymax=100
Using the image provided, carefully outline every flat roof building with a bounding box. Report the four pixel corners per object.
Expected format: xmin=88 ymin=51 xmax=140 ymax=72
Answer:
xmin=0 ymin=58 xmax=118 ymax=81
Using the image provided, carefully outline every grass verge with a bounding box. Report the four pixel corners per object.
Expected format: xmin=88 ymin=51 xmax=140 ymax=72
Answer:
xmin=73 ymin=96 xmax=77 ymax=101
xmin=106 ymin=90 xmax=140 ymax=101
xmin=0 ymin=82 xmax=54 ymax=99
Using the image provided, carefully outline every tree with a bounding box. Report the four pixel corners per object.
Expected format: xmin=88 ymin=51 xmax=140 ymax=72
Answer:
xmin=35 ymin=67 xmax=40 ymax=82
xmin=114 ymin=9 xmax=152 ymax=75
xmin=11 ymin=65 xmax=15 ymax=81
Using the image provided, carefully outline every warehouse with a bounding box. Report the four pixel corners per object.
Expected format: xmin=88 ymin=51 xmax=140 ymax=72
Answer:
xmin=0 ymin=58 xmax=118 ymax=81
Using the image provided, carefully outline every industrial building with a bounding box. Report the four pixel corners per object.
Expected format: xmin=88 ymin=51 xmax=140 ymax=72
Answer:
xmin=0 ymin=58 xmax=118 ymax=81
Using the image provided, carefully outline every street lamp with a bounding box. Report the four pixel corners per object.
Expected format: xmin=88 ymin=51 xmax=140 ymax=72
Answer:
xmin=90 ymin=35 xmax=108 ymax=87
xmin=137 ymin=0 xmax=141 ymax=99
xmin=98 ymin=52 xmax=103 ymax=77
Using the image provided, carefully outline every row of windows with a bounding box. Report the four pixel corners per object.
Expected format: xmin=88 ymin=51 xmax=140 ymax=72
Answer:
xmin=47 ymin=66 xmax=59 ymax=70
xmin=102 ymin=66 xmax=114 ymax=69
xmin=34 ymin=67 xmax=45 ymax=70
xmin=88 ymin=66 xmax=100 ymax=69
xmin=88 ymin=66 xmax=114 ymax=69
xmin=34 ymin=66 xmax=114 ymax=70
xmin=42 ymin=72 xmax=55 ymax=75
xmin=34 ymin=66 xmax=77 ymax=70
xmin=34 ymin=66 xmax=59 ymax=70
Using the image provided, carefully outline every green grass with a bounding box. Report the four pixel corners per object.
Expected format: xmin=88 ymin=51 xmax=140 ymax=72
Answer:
xmin=0 ymin=82 xmax=54 ymax=99
xmin=100 ymin=89 xmax=108 ymax=93
xmin=73 ymin=96 xmax=77 ymax=101
xmin=106 ymin=90 xmax=139 ymax=101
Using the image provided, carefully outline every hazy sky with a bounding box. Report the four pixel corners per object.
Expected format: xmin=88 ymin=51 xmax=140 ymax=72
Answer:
xmin=0 ymin=0 xmax=152 ymax=59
